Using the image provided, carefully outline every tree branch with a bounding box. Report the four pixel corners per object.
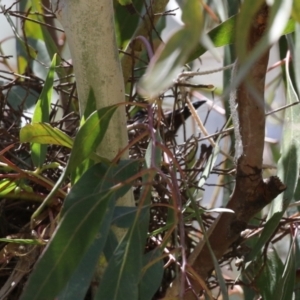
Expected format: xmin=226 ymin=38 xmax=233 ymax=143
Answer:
xmin=164 ymin=4 xmax=286 ymax=299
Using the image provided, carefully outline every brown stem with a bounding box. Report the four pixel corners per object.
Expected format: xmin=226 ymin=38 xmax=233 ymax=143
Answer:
xmin=164 ymin=4 xmax=286 ymax=299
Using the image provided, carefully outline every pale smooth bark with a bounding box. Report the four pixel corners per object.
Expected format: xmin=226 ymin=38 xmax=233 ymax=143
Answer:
xmin=53 ymin=0 xmax=134 ymax=237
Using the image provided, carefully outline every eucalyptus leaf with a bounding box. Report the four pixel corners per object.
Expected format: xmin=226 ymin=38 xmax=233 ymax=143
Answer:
xmin=187 ymin=15 xmax=295 ymax=63
xmin=96 ymin=133 xmax=161 ymax=299
xmin=0 ymin=179 xmax=17 ymax=196
xmin=246 ymin=247 xmax=284 ymax=300
xmin=20 ymin=123 xmax=73 ymax=149
xmin=31 ymin=54 xmax=57 ymax=167
xmin=139 ymin=249 xmax=164 ymax=300
xmin=232 ymin=0 xmax=293 ymax=93
xmin=66 ymin=104 xmax=117 ymax=173
xmin=21 ymin=161 xmax=137 ymax=300
xmin=112 ymin=205 xmax=150 ymax=228
xmin=31 ymin=99 xmax=117 ymax=223
xmin=293 ymin=23 xmax=300 ymax=104
xmin=139 ymin=0 xmax=203 ymax=97
xmin=269 ymin=45 xmax=300 ymax=216
xmin=114 ymin=0 xmax=144 ymax=49
xmin=274 ymin=238 xmax=296 ymax=300
xmin=292 ymin=0 xmax=300 ymax=23
xmin=57 ymin=160 xmax=138 ymax=300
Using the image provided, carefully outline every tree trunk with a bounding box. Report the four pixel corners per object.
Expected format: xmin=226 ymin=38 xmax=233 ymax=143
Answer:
xmin=164 ymin=4 xmax=286 ymax=299
xmin=53 ymin=0 xmax=134 ymax=206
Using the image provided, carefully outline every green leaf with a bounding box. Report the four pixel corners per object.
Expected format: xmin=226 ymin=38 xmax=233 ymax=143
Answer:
xmin=31 ymin=100 xmax=117 ymax=220
xmin=31 ymin=54 xmax=56 ymax=122
xmin=248 ymin=248 xmax=284 ymax=299
xmin=57 ymin=231 xmax=110 ymax=300
xmin=197 ymin=144 xmax=219 ymax=189
xmin=67 ymin=103 xmax=117 ymax=174
xmin=245 ymin=213 xmax=282 ymax=263
xmin=80 ymin=88 xmax=97 ymax=125
xmin=23 ymin=0 xmax=44 ymax=40
xmin=187 ymin=15 xmax=295 ymax=63
xmin=96 ymin=206 xmax=150 ymax=300
xmin=31 ymin=54 xmax=57 ymax=167
xmin=3 ymin=9 xmax=37 ymax=59
xmin=235 ymin=0 xmax=265 ymax=63
xmin=294 ymin=23 xmax=300 ymax=101
xmin=96 ymin=200 xmax=152 ymax=300
xmin=96 ymin=133 xmax=160 ymax=300
xmin=0 ymin=238 xmax=44 ymax=245
xmin=269 ymin=46 xmax=300 ymax=216
xmin=139 ymin=0 xmax=203 ymax=97
xmin=292 ymin=0 xmax=300 ymax=23
xmin=71 ymin=89 xmax=97 ymax=185
xmin=18 ymin=0 xmax=63 ymax=79
xmin=139 ymin=249 xmax=164 ymax=300
xmin=274 ymin=238 xmax=296 ymax=300
xmin=57 ymin=160 xmax=138 ymax=300
xmin=0 ymin=179 xmax=17 ymax=196
xmin=20 ymin=123 xmax=73 ymax=149
xmin=114 ymin=0 xmax=145 ymax=48
xmin=20 ymin=161 xmax=136 ymax=300
xmin=112 ymin=205 xmax=150 ymax=228
xmin=249 ymin=237 xmax=297 ymax=300
xmin=62 ymin=160 xmax=139 ymax=216
xmin=22 ymin=191 xmax=115 ymax=300
xmin=232 ymin=0 xmax=293 ymax=92
xmin=29 ymin=0 xmax=66 ymax=79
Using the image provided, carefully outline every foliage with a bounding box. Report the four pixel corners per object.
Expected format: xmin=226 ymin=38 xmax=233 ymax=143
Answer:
xmin=0 ymin=1 xmax=300 ymax=300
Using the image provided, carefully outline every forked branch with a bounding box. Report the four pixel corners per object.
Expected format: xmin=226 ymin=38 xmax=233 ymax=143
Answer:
xmin=164 ymin=3 xmax=286 ymax=299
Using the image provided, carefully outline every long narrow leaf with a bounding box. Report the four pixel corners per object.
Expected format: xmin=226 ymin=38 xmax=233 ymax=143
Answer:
xmin=114 ymin=0 xmax=145 ymax=49
xmin=31 ymin=99 xmax=117 ymax=220
xmin=0 ymin=179 xmax=17 ymax=196
xmin=139 ymin=0 xmax=203 ymax=97
xmin=71 ymin=88 xmax=97 ymax=185
xmin=67 ymin=103 xmax=117 ymax=173
xmin=246 ymin=247 xmax=284 ymax=299
xmin=274 ymin=238 xmax=296 ymax=300
xmin=96 ymin=132 xmax=161 ymax=299
xmin=232 ymin=0 xmax=293 ymax=93
xmin=20 ymin=123 xmax=73 ymax=148
xmin=57 ymin=160 xmax=138 ymax=300
xmin=29 ymin=0 xmax=66 ymax=79
xmin=2 ymin=8 xmax=37 ymax=59
xmin=293 ymin=23 xmax=300 ymax=112
xmin=21 ymin=160 xmax=137 ymax=300
xmin=186 ymin=16 xmax=295 ymax=63
xmin=139 ymin=249 xmax=164 ymax=300
xmin=269 ymin=48 xmax=300 ymax=216
xmin=31 ymin=54 xmax=57 ymax=167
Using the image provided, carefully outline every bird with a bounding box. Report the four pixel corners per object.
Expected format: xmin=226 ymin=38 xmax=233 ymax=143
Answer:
xmin=128 ymin=100 xmax=206 ymax=133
